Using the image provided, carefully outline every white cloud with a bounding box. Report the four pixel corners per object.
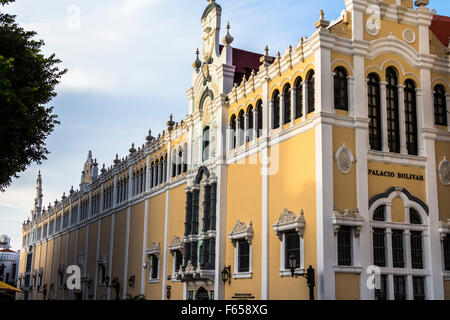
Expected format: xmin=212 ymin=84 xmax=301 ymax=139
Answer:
xmin=119 ymin=0 xmax=164 ymax=16
xmin=60 ymin=68 xmax=120 ymax=92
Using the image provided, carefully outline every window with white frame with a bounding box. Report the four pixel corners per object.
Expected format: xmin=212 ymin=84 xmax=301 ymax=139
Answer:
xmin=369 ymin=188 xmax=429 ymax=300
xmin=228 ymin=220 xmax=253 ymax=279
xmin=332 ymin=208 xmax=364 ymax=269
xmin=438 ymin=220 xmax=450 ymax=272
xmin=168 ymin=235 xmax=183 ymax=280
xmin=272 ymin=209 xmax=305 ymax=277
xmin=146 ymin=241 xmax=160 ymax=282
xmin=96 ymin=259 xmax=108 ymax=285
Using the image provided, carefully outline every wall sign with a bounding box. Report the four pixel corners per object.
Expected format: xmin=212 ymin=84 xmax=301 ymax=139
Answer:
xmin=368 ymin=169 xmax=424 ymax=181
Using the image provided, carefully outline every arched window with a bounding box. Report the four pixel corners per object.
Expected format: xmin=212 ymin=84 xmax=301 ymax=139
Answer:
xmin=154 ymin=159 xmax=159 ymax=186
xmin=373 ymin=206 xmax=385 ymax=221
xmin=409 ymin=208 xmax=422 ymax=225
xmin=171 ymin=151 xmax=176 ymax=178
xmin=307 ymin=70 xmax=315 ymax=114
xmin=150 ymin=162 xmax=155 ymax=188
xmin=256 ymin=100 xmax=263 ymax=138
xmin=386 ymin=67 xmax=400 ymax=153
xmin=159 ymin=156 xmax=164 ymax=184
xmin=238 ymin=110 xmax=245 ymax=146
xmin=183 ymin=143 xmax=188 ymax=173
xmin=230 ymin=115 xmax=237 ymax=150
xmin=178 ymin=149 xmax=183 ymax=176
xmin=404 ymin=80 xmax=418 ymax=156
xmin=368 ymin=73 xmax=382 ymax=151
xmin=202 ymin=126 xmax=210 ymax=161
xmin=434 ymin=84 xmax=447 ymax=126
xmin=272 ymin=90 xmax=280 ymax=129
xmin=282 ymin=84 xmax=291 ymax=125
xmin=294 ymin=77 xmax=303 ymax=119
xmin=246 ymin=105 xmax=254 ymax=142
xmin=334 ymin=67 xmax=348 ymax=111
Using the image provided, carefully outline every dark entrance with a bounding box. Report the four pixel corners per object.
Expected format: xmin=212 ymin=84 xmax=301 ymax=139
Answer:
xmin=195 ymin=287 xmax=209 ymax=300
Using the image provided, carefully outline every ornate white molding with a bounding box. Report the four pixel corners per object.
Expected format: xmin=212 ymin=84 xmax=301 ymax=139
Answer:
xmin=272 ymin=209 xmax=305 ymax=239
xmin=146 ymin=241 xmax=161 ymax=257
xmin=168 ymin=235 xmax=183 ymax=252
xmin=228 ymin=220 xmax=254 ymax=246
xmin=438 ymin=157 xmax=450 ymax=186
xmin=402 ymin=28 xmax=416 ymax=44
xmin=332 ymin=208 xmax=365 ymax=237
xmin=438 ymin=219 xmax=450 ymax=241
xmin=335 ymin=143 xmax=355 ymax=174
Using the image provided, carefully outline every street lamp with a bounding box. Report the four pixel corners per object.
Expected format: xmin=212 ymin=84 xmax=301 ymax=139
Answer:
xmin=221 ymin=266 xmax=231 ymax=284
xmin=287 ymin=254 xmax=315 ymax=301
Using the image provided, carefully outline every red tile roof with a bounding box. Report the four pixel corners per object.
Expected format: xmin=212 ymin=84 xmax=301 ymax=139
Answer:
xmin=231 ymin=47 xmax=263 ymax=84
xmin=430 ymin=14 xmax=450 ymax=47
xmin=0 ymin=249 xmax=16 ymax=253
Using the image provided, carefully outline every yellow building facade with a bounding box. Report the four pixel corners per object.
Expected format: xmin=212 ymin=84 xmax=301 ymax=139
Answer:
xmin=18 ymin=0 xmax=450 ymax=300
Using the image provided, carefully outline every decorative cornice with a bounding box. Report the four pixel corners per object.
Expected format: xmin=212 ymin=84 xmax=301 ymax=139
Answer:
xmin=332 ymin=208 xmax=365 ymax=237
xmin=228 ymin=220 xmax=254 ymax=246
xmin=272 ymin=208 xmax=305 ymax=239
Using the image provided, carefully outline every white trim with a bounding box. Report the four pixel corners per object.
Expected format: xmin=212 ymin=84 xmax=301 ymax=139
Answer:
xmin=122 ymin=207 xmax=131 ymax=299
xmin=140 ymin=199 xmax=148 ymax=296
xmin=161 ymin=189 xmax=170 ymax=300
xmin=232 ymin=240 xmax=253 ymax=279
xmin=278 ymin=231 xmax=305 ymax=278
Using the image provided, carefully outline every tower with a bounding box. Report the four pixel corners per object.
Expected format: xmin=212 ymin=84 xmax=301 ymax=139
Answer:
xmin=32 ymin=171 xmax=43 ymax=218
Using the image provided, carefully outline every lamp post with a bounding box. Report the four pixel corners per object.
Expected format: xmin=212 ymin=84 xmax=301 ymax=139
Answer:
xmin=221 ymin=266 xmax=231 ymax=284
xmin=288 ymin=254 xmax=315 ymax=301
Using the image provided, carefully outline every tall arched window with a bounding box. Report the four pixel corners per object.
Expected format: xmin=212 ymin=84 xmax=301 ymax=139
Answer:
xmin=272 ymin=90 xmax=280 ymax=129
xmin=230 ymin=115 xmax=237 ymax=149
xmin=294 ymin=77 xmax=303 ymax=119
xmin=404 ymin=80 xmax=418 ymax=156
xmin=202 ymin=126 xmax=210 ymax=161
xmin=183 ymin=143 xmax=188 ymax=173
xmin=386 ymin=67 xmax=400 ymax=153
xmin=282 ymin=84 xmax=291 ymax=125
xmin=307 ymin=70 xmax=315 ymax=114
xmin=334 ymin=67 xmax=348 ymax=111
xmin=238 ymin=110 xmax=245 ymax=146
xmin=256 ymin=100 xmax=263 ymax=138
xmin=154 ymin=160 xmax=159 ymax=186
xmin=434 ymin=84 xmax=447 ymax=126
xmin=246 ymin=105 xmax=254 ymax=142
xmin=150 ymin=162 xmax=155 ymax=188
xmin=178 ymin=149 xmax=183 ymax=175
xmin=368 ymin=73 xmax=382 ymax=151
xmin=171 ymin=151 xmax=176 ymax=178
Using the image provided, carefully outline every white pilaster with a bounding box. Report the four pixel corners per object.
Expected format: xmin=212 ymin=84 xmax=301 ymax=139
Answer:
xmin=380 ymin=82 xmax=389 ymax=152
xmin=398 ymin=85 xmax=408 ymax=155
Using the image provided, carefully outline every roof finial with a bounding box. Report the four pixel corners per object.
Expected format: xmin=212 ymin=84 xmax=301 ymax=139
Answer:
xmin=415 ymin=0 xmax=429 ymax=7
xmin=315 ymin=9 xmax=330 ymax=29
xmin=192 ymin=48 xmax=201 ymax=72
xmin=167 ymin=114 xmax=175 ymax=131
xmin=222 ymin=21 xmax=234 ymax=46
xmin=114 ymin=153 xmax=120 ymax=165
xmin=129 ymin=143 xmax=136 ymax=154
xmin=264 ymin=45 xmax=269 ymax=56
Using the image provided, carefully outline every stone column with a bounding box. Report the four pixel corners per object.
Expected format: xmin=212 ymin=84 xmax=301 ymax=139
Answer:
xmin=380 ymin=81 xmax=389 ymax=152
xmin=398 ymin=85 xmax=407 ymax=154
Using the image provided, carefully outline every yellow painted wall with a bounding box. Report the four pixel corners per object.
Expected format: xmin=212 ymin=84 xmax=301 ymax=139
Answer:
xmin=435 ymin=141 xmax=450 ymax=221
xmin=166 ymin=184 xmax=187 ymax=300
xmin=51 ymin=236 xmax=60 ymax=299
xmin=67 ymin=231 xmax=77 ymax=267
xmin=391 ymin=196 xmax=405 ymax=223
xmin=126 ymin=201 xmax=145 ymax=299
xmin=335 ymin=273 xmax=360 ymax=300
xmin=57 ymin=234 xmax=68 ymax=299
xmin=269 ymin=129 xmax=317 ymax=300
xmin=44 ymin=239 xmax=53 ymax=291
xmin=333 ymin=127 xmax=357 ymax=212
xmin=97 ymin=215 xmax=112 ymax=300
xmin=225 ymin=156 xmax=262 ymax=300
xmin=111 ymin=209 xmax=127 ymax=300
xmin=368 ymin=162 xmax=426 ymax=203
xmin=145 ymin=192 xmax=166 ymax=300
xmin=444 ymin=280 xmax=450 ymax=300
xmin=86 ymin=221 xmax=98 ymax=300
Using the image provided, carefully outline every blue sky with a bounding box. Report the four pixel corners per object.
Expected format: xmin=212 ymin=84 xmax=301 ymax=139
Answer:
xmin=0 ymin=0 xmax=449 ymax=250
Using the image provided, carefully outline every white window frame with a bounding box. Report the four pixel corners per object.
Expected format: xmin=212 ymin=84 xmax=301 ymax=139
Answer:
xmin=146 ymin=241 xmax=161 ymax=283
xmin=279 ymin=230 xmax=304 ymax=277
xmin=369 ymin=190 xmax=429 ymax=300
xmin=228 ymin=220 xmax=253 ymax=279
xmin=332 ymin=208 xmax=364 ymax=273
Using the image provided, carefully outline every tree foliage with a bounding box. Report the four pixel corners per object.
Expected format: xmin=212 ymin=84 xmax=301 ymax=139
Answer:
xmin=0 ymin=0 xmax=66 ymax=191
